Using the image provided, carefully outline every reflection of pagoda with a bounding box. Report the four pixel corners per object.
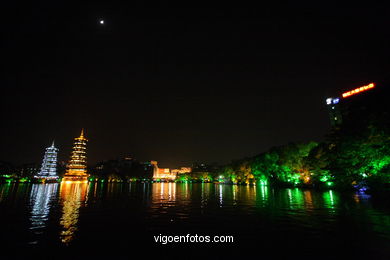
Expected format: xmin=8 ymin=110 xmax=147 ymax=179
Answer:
xmin=63 ymin=129 xmax=89 ymax=182
xmin=59 ymin=182 xmax=88 ymax=244
xmin=30 ymin=184 xmax=58 ymax=232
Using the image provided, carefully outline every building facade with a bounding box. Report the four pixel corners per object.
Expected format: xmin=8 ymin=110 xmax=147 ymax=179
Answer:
xmin=151 ymin=161 xmax=176 ymax=181
xmin=326 ymin=97 xmax=342 ymax=127
xmin=325 ymin=82 xmax=378 ymax=128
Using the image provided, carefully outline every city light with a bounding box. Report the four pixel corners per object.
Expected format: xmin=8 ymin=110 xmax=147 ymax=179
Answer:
xmin=342 ymin=83 xmax=375 ymax=98
xmin=326 ymin=97 xmax=340 ymax=105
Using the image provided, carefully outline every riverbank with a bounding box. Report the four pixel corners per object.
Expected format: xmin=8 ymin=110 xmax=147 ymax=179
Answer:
xmin=1 ymin=176 xmax=389 ymax=194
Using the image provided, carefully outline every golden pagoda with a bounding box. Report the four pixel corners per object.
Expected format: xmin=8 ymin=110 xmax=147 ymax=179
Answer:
xmin=63 ymin=129 xmax=89 ymax=182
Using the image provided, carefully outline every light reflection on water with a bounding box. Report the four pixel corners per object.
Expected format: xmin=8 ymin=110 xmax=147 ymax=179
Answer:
xmin=59 ymin=182 xmax=89 ymax=245
xmin=0 ymin=182 xmax=388 ymax=252
xmin=29 ymin=184 xmax=58 ymax=232
xmin=0 ymin=183 xmax=12 ymax=203
xmin=149 ymin=182 xmax=191 ymax=220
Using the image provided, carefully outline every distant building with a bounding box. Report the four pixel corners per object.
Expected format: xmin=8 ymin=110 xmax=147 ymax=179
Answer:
xmin=151 ymin=161 xmax=176 ymax=181
xmin=191 ymin=162 xmax=219 ymax=173
xmin=325 ymin=82 xmax=380 ymax=128
xmin=325 ymin=97 xmax=342 ymax=127
xmin=0 ymin=161 xmax=17 ymax=177
xmin=171 ymin=167 xmax=192 ymax=175
xmin=93 ymin=158 xmax=153 ymax=180
xmin=21 ymin=163 xmax=40 ymax=177
xmin=140 ymin=161 xmax=154 ymax=179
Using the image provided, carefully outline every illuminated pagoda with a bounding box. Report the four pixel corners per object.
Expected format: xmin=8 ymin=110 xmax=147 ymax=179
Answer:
xmin=35 ymin=141 xmax=59 ymax=180
xmin=63 ymin=129 xmax=89 ymax=182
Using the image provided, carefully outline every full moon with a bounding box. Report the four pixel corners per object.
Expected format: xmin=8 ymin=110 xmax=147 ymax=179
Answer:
xmin=99 ymin=20 xmax=104 ymax=25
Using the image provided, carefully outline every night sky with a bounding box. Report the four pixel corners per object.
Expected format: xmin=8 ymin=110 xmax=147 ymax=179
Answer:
xmin=2 ymin=2 xmax=390 ymax=168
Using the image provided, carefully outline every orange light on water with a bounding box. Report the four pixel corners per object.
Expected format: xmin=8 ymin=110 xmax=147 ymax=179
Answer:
xmin=62 ymin=180 xmax=88 ymax=184
xmin=342 ymin=83 xmax=375 ymax=98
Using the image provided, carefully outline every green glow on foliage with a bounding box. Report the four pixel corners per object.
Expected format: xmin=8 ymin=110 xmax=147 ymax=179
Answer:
xmin=320 ymin=176 xmax=329 ymax=182
xmin=19 ymin=178 xmax=28 ymax=183
xmin=212 ymin=127 xmax=390 ymax=189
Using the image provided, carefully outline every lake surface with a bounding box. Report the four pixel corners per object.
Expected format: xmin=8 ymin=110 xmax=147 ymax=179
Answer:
xmin=0 ymin=182 xmax=389 ymax=259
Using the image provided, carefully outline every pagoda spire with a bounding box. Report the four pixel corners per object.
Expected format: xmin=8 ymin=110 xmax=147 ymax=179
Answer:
xmin=80 ymin=128 xmax=84 ymax=138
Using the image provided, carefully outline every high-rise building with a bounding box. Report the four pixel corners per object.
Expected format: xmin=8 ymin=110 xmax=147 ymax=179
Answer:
xmin=63 ymin=129 xmax=88 ymax=181
xmin=36 ymin=141 xmax=59 ymax=179
xmin=325 ymin=97 xmax=342 ymax=127
xmin=325 ymin=83 xmax=377 ymax=128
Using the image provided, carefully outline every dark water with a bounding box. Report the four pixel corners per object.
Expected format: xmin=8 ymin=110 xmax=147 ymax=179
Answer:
xmin=0 ymin=182 xmax=389 ymax=259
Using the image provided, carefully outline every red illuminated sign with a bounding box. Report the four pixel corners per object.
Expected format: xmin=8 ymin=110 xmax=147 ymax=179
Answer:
xmin=342 ymin=83 xmax=375 ymax=98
